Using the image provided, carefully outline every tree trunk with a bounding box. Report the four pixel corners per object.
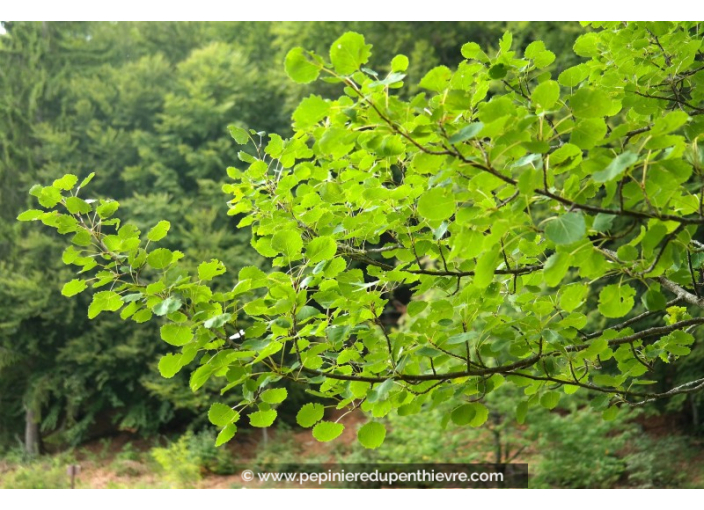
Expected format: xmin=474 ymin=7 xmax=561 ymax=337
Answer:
xmin=491 ymin=428 xmax=502 ymax=464
xmin=24 ymin=406 xmax=40 ymax=456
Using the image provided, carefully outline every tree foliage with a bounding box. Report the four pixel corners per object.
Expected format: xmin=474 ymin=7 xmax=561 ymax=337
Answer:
xmin=18 ymin=21 xmax=704 ymax=449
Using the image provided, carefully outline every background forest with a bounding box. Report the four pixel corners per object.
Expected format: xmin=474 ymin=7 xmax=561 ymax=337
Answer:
xmin=0 ymin=21 xmax=701 ymax=488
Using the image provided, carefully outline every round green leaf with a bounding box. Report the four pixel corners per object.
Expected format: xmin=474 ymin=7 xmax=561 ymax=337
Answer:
xmin=216 ymin=423 xmax=237 ymax=446
xmin=271 ymin=230 xmax=303 ymax=258
xmin=208 ymin=403 xmax=239 ymax=427
xmin=417 ymin=188 xmax=455 ymax=221
xmin=249 ymin=409 xmax=277 ymax=428
xmin=329 ymin=32 xmax=371 ymax=75
xmin=198 ymin=259 xmax=226 ymax=281
xmin=158 ymin=353 xmax=182 ymax=379
xmin=451 ymin=404 xmax=476 ymax=426
xmin=570 ymin=87 xmax=621 ymax=118
xmin=52 ymin=174 xmax=78 ymax=191
xmin=153 ymin=297 xmax=182 ymax=316
xmin=147 ymin=248 xmax=173 ymax=269
xmin=147 ymin=220 xmax=171 ymax=242
xmin=296 ymin=403 xmax=325 ymax=428
xmin=391 ymin=54 xmax=409 ymax=72
xmin=88 ymin=291 xmax=123 ymax=319
xmin=227 ymin=125 xmax=249 ymax=144
xmin=65 ymin=196 xmax=92 ymax=214
xmin=540 ymin=391 xmax=561 ymax=410
xmin=285 ymin=47 xmax=320 ymax=83
xmin=544 ymin=213 xmax=586 ymax=245
xmin=357 ymin=422 xmax=386 ymax=449
xmin=261 ymin=388 xmax=288 ymax=404
xmin=642 ymin=288 xmax=667 ymax=311
xmin=61 ymin=279 xmax=87 ymax=297
xmin=17 ymin=209 xmax=45 ymax=221
xmin=531 ymin=80 xmax=560 ymax=109
xmin=305 ymin=236 xmax=337 ymax=263
xmin=468 ymin=403 xmax=489 ymax=427
xmin=312 ymin=421 xmax=344 ymax=442
xmin=598 ymin=284 xmax=636 ymax=318
xmin=160 ymin=324 xmax=194 ymax=346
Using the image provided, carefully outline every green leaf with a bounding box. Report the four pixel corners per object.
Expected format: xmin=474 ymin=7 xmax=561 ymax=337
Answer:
xmin=558 ymin=64 xmax=589 ymax=87
xmin=305 ymin=236 xmax=337 ymax=263
xmin=297 ymin=403 xmax=325 ymax=428
xmin=88 ymin=291 xmax=123 ymax=319
xmin=357 ymin=422 xmax=386 ymax=449
xmin=642 ymin=288 xmax=667 ymax=311
xmin=261 ymin=388 xmax=288 ymax=404
xmin=544 ymin=213 xmax=586 ymax=245
xmin=65 ymin=197 xmax=92 ymax=214
xmin=407 ymin=301 xmax=428 ymax=317
xmin=61 ymin=279 xmax=87 ymax=297
xmin=391 ymin=54 xmax=409 ymax=72
xmin=419 ymin=65 xmax=452 ymax=92
xmin=147 ymin=220 xmax=171 ymax=242
xmin=132 ymin=309 xmax=153 ymax=324
xmin=271 ymin=230 xmax=303 ymax=258
xmin=540 ymin=391 xmax=561 ymax=410
xmin=449 ymin=122 xmax=484 ymax=144
xmin=292 ymin=95 xmax=329 ymax=128
xmin=417 ymin=188 xmax=455 ymax=221
xmin=598 ymin=284 xmax=636 ymax=318
xmin=329 ymin=32 xmax=371 ymax=75
xmin=228 ymin=125 xmax=249 ymax=144
xmin=602 ymin=406 xmax=619 ymax=421
xmin=468 ymin=403 xmax=489 ymax=427
xmin=153 ymin=297 xmax=182 ymax=316
xmin=571 ymin=118 xmax=607 ymax=149
xmin=531 ymin=80 xmax=560 ymax=109
xmin=474 ymin=247 xmax=499 ymax=289
xmin=543 ymin=252 xmax=570 ymax=287
xmin=208 ymin=403 xmax=239 ymax=427
xmin=592 ymin=152 xmax=638 ymax=183
xmin=17 ymin=209 xmax=45 ymax=221
xmin=249 ymin=409 xmax=277 ymax=428
xmin=573 ymin=32 xmax=600 ymax=58
xmin=52 ymin=174 xmax=78 ymax=191
xmin=581 ymin=337 xmax=608 ymax=359
xmin=451 ymin=404 xmax=477 ymax=425
xmin=147 ymin=248 xmax=173 ymax=269
xmin=560 ymin=284 xmax=587 ymax=312
xmin=96 ymin=200 xmax=119 ymax=219
xmin=160 ymin=324 xmax=194 ymax=346
xmin=593 ymin=213 xmax=616 ymax=232
xmin=198 ymin=259 xmax=226 ymax=281
xmin=215 ymin=423 xmax=237 ymax=446
xmin=488 ymin=63 xmax=508 ymax=79
xmin=35 ymin=186 xmax=62 ymax=208
xmin=78 ymin=172 xmax=95 ymax=188
xmin=190 ymin=364 xmax=214 ymax=392
xmin=204 ymin=313 xmax=232 ymax=329
xmin=461 ymin=42 xmax=482 ymax=60
xmin=312 ymin=421 xmax=344 ymax=442
xmin=285 ymin=47 xmax=320 ymax=83
xmin=158 ymin=353 xmax=182 ymax=378
xmin=570 ymin=87 xmax=620 ymax=118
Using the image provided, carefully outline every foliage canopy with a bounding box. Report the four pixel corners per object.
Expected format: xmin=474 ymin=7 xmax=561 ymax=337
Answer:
xmin=20 ymin=21 xmax=704 ymax=448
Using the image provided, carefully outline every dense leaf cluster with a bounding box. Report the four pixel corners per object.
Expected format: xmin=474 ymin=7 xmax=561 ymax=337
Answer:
xmin=20 ymin=21 xmax=704 ymax=448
